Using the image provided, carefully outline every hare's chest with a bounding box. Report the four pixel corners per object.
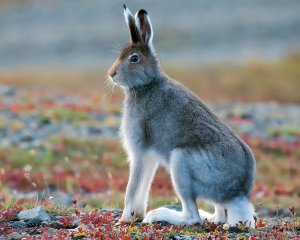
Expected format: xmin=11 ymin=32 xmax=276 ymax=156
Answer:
xmin=120 ymin=112 xmax=146 ymax=155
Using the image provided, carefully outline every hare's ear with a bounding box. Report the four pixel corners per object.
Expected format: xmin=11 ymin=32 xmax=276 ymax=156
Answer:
xmin=123 ymin=4 xmax=140 ymax=44
xmin=135 ymin=9 xmax=153 ymax=49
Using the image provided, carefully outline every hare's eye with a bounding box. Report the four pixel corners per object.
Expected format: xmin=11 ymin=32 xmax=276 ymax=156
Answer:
xmin=129 ymin=54 xmax=139 ymax=63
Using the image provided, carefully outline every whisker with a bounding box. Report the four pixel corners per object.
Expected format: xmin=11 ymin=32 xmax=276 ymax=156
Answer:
xmin=111 ymin=42 xmax=121 ymax=54
xmin=113 ymin=42 xmax=121 ymax=51
xmin=111 ymin=49 xmax=120 ymax=54
xmin=104 ymin=76 xmax=116 ymax=98
xmin=98 ymin=76 xmax=116 ymax=101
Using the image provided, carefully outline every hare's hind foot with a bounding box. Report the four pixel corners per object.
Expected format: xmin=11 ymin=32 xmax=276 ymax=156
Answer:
xmin=143 ymin=206 xmax=227 ymax=225
xmin=143 ymin=207 xmax=201 ymax=225
xmin=199 ymin=198 xmax=255 ymax=227
xmin=225 ymin=197 xmax=255 ymax=228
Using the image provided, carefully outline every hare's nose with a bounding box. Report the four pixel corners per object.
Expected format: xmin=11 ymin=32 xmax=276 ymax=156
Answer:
xmin=108 ymin=67 xmax=117 ymax=78
xmin=110 ymin=71 xmax=116 ymax=78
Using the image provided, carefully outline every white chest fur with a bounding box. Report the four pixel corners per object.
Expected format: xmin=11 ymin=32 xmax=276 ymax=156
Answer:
xmin=120 ymin=108 xmax=167 ymax=165
xmin=120 ymin=109 xmax=142 ymax=160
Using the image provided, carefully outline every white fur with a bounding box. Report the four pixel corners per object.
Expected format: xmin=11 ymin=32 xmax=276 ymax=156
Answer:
xmin=120 ymin=149 xmax=161 ymax=222
xmin=144 ymin=207 xmax=200 ymax=225
xmin=198 ymin=209 xmax=214 ymax=221
xmin=224 ymin=197 xmax=256 ymax=227
xmin=143 ymin=149 xmax=201 ymax=225
xmin=212 ymin=204 xmax=227 ymax=223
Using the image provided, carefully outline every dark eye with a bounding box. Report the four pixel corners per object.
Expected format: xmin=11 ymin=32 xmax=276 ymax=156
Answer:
xmin=130 ymin=54 xmax=139 ymax=63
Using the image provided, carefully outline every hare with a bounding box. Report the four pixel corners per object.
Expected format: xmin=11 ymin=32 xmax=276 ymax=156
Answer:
xmin=108 ymin=5 xmax=256 ymax=227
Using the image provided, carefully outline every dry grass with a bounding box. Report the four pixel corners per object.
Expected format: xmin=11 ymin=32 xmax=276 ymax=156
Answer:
xmin=164 ymin=56 xmax=300 ymax=103
xmin=0 ymin=69 xmax=107 ymax=93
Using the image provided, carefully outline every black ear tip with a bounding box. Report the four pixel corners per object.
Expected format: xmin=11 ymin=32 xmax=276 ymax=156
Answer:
xmin=138 ymin=9 xmax=148 ymax=16
xmin=123 ymin=4 xmax=127 ymax=10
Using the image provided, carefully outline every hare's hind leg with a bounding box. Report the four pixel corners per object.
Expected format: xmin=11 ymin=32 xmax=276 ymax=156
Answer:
xmin=225 ymin=197 xmax=255 ymax=227
xmin=143 ymin=149 xmax=201 ymax=225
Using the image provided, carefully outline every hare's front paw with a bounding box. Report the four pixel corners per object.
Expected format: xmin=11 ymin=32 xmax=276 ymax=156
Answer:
xmin=119 ymin=208 xmax=145 ymax=223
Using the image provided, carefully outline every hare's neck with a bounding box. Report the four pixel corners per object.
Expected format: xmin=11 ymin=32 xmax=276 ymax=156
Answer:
xmin=123 ymin=80 xmax=162 ymax=106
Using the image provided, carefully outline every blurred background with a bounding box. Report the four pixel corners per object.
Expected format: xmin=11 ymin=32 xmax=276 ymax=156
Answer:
xmin=1 ymin=0 xmax=300 ymax=68
xmin=0 ymin=0 xmax=299 ymax=216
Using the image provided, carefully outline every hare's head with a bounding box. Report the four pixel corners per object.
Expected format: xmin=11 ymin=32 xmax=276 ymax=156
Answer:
xmin=108 ymin=5 xmax=161 ymax=89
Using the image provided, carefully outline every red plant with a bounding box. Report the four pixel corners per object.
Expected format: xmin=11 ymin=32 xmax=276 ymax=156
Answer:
xmin=59 ymin=217 xmax=76 ymax=228
xmin=0 ymin=209 xmax=18 ymax=220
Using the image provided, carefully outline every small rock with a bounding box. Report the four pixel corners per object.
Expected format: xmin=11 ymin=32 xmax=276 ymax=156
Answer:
xmin=281 ymin=217 xmax=292 ymax=223
xmin=49 ymin=214 xmax=59 ymax=221
xmin=173 ymin=234 xmax=194 ymax=240
xmin=259 ymin=226 xmax=272 ymax=232
xmin=223 ymin=223 xmax=230 ymax=230
xmin=265 ymin=218 xmax=281 ymax=226
xmin=8 ymin=232 xmax=22 ymax=240
xmin=0 ymin=85 xmax=15 ymax=96
xmin=88 ymin=126 xmax=102 ymax=135
xmin=25 ymin=218 xmax=43 ymax=227
xmin=48 ymin=191 xmax=75 ymax=206
xmin=38 ymin=118 xmax=51 ymax=127
xmin=72 ymin=219 xmax=79 ymax=227
xmin=17 ymin=206 xmax=51 ymax=222
xmin=46 ymin=228 xmax=58 ymax=236
xmin=19 ymin=131 xmax=34 ymax=142
xmin=110 ymin=209 xmax=123 ymax=217
xmin=11 ymin=220 xmax=27 ymax=229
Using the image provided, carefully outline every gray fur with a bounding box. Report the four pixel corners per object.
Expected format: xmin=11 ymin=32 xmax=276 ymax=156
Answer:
xmin=108 ymin=5 xmax=256 ymax=226
xmin=123 ymin=77 xmax=256 ymax=202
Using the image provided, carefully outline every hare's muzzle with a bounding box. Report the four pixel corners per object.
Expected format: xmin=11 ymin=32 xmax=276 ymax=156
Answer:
xmin=108 ymin=67 xmax=116 ymax=78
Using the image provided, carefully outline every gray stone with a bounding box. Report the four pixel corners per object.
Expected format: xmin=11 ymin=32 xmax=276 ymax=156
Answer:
xmin=49 ymin=214 xmax=59 ymax=221
xmin=49 ymin=191 xmax=75 ymax=206
xmin=259 ymin=226 xmax=272 ymax=232
xmin=11 ymin=220 xmax=27 ymax=229
xmin=72 ymin=219 xmax=79 ymax=227
xmin=171 ymin=235 xmax=194 ymax=240
xmin=8 ymin=232 xmax=22 ymax=240
xmin=26 ymin=218 xmax=43 ymax=227
xmin=46 ymin=228 xmax=58 ymax=236
xmin=19 ymin=131 xmax=34 ymax=142
xmin=0 ymin=85 xmax=15 ymax=96
xmin=281 ymin=217 xmax=292 ymax=223
xmin=17 ymin=206 xmax=51 ymax=222
xmin=265 ymin=218 xmax=281 ymax=226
